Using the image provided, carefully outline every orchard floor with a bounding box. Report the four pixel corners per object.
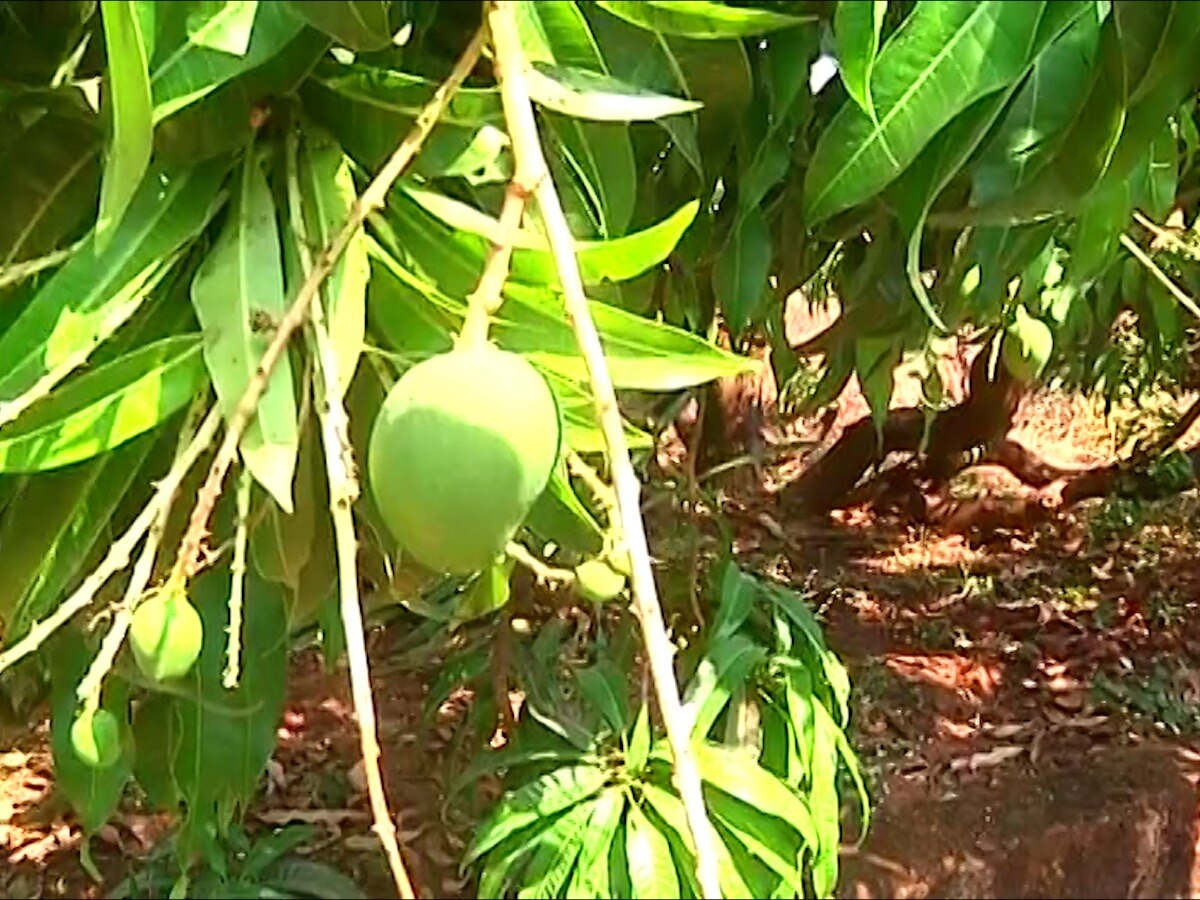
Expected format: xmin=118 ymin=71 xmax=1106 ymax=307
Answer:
xmin=4 ymin=389 xmax=1200 ymax=899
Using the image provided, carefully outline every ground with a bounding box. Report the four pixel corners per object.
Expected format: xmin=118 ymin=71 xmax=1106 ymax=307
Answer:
xmin=3 ymin=387 xmax=1200 ymax=899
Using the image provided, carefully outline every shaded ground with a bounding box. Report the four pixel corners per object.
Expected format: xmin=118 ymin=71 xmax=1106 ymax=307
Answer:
xmin=3 ymin=387 xmax=1200 ymax=898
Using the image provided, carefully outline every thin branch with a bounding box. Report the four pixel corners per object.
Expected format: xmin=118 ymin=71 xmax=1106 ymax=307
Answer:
xmin=222 ymin=468 xmax=252 ymax=689
xmin=167 ymin=24 xmax=488 ymax=587
xmin=0 ymin=237 xmax=86 ymax=290
xmin=75 ymin=493 xmax=170 ymax=714
xmin=457 ymin=178 xmax=532 ymax=349
xmin=0 ymin=406 xmax=221 ymax=676
xmin=1132 ymin=209 xmax=1200 ymax=260
xmin=288 ymin=132 xmax=418 ymax=900
xmin=487 ymin=4 xmax=723 ymax=896
xmin=566 ymin=450 xmax=617 ymax=517
xmin=505 ymin=541 xmax=575 ymax=586
xmin=1120 ymin=232 xmax=1200 ymax=319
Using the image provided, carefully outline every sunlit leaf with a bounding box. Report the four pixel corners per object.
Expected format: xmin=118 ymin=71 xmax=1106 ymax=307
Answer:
xmin=191 ymin=149 xmax=298 ymax=512
xmin=596 ymin=0 xmax=810 ymax=40
xmin=97 ymin=0 xmax=154 ymax=248
xmin=0 ymin=336 xmax=205 ymax=473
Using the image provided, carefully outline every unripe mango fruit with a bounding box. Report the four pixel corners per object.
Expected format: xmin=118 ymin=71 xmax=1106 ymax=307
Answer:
xmin=574 ymin=558 xmax=627 ymax=602
xmin=1001 ymin=305 xmax=1053 ymax=382
xmin=130 ymin=589 xmax=203 ymax=682
xmin=71 ymin=708 xmax=122 ymax=769
xmin=368 ymin=346 xmax=561 ymax=575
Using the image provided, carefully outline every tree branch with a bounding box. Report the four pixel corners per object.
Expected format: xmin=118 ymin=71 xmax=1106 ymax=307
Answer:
xmin=487 ymin=4 xmax=723 ymax=896
xmin=0 ymin=406 xmax=221 ymax=676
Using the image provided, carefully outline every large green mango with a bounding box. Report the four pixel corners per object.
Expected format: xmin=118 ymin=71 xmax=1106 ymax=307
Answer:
xmin=368 ymin=345 xmax=561 ymax=575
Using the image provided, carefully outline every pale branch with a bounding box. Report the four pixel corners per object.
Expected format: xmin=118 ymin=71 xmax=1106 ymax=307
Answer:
xmin=566 ymin=450 xmax=617 ymax=518
xmin=457 ymin=177 xmax=533 ymax=349
xmin=287 ymin=132 xmax=418 ymax=900
xmin=505 ymin=541 xmax=576 ymax=586
xmin=167 ymin=24 xmax=488 ymax=587
xmin=1120 ymin=232 xmax=1200 ymax=320
xmin=1133 ymin=209 xmax=1200 ymax=260
xmin=0 ymin=405 xmax=222 ymax=677
xmin=222 ymin=468 xmax=252 ymax=690
xmin=487 ymin=3 xmax=723 ymax=896
xmin=75 ymin=494 xmax=170 ymax=714
xmin=0 ymin=237 xmax=86 ymax=290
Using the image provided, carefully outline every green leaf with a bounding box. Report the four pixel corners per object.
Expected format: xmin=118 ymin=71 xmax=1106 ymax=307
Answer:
xmin=1 ymin=435 xmax=157 ymax=635
xmin=402 ymin=187 xmax=699 ymax=286
xmin=854 ymin=335 xmax=900 ymax=437
xmin=284 ymin=0 xmax=391 ymax=50
xmin=694 ymin=741 xmax=818 ymax=849
xmin=149 ymin=0 xmax=306 ymax=122
xmin=0 ymin=335 xmax=205 ymax=473
xmin=249 ymin=430 xmax=318 ymax=592
xmin=455 ymin=557 xmax=515 ymax=624
xmin=707 ymin=789 xmax=807 ymax=897
xmin=626 ymin=802 xmax=680 ymax=898
xmin=596 ymin=0 xmax=810 ymax=40
xmin=524 ymin=461 xmax=606 ymax=557
xmin=369 ymin=208 xmax=751 ymax=390
xmin=575 ymin=658 xmax=630 ymax=733
xmin=640 ymin=779 xmax=752 ymax=898
xmin=97 ymin=0 xmax=154 ymax=249
xmin=0 ymin=94 xmax=101 ymax=270
xmin=131 ymin=694 xmax=182 ymax=810
xmin=808 ymin=703 xmax=842 ymax=897
xmin=714 ymin=205 xmax=772 ymax=335
xmin=546 ymin=114 xmax=637 ymax=238
xmin=0 ymin=158 xmax=227 ymax=405
xmin=296 ymin=127 xmax=368 ymax=397
xmin=527 ymin=62 xmax=702 ymax=121
xmin=191 ymin=149 xmax=298 ymax=512
xmin=566 ymin=787 xmax=626 ymax=899
xmin=468 ymin=763 xmax=610 ymax=863
xmin=48 ymin=630 xmax=132 ymax=833
xmin=515 ymin=798 xmax=595 ymax=899
xmin=805 ymin=1 xmax=1086 ymax=225
xmin=970 ymin=5 xmax=1105 ymax=206
xmin=185 ymin=1 xmax=259 ymax=56
xmin=450 ymin=746 xmax=592 ymax=802
xmin=835 ymin=0 xmax=887 ymax=113
xmin=626 ymin=705 xmax=651 ymax=773
xmin=172 ymin=567 xmax=290 ymax=858
xmin=686 ymin=634 xmax=767 ymax=740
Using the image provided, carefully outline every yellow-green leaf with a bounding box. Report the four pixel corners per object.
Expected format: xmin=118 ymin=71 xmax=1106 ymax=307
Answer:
xmin=97 ymin=0 xmax=154 ymax=249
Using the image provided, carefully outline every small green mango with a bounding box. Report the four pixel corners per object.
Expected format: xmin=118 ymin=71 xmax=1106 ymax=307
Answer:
xmin=70 ymin=708 xmax=122 ymax=769
xmin=368 ymin=345 xmax=561 ymax=575
xmin=130 ymin=590 xmax=203 ymax=682
xmin=574 ymin=558 xmax=627 ymax=602
xmin=1001 ymin=305 xmax=1053 ymax=382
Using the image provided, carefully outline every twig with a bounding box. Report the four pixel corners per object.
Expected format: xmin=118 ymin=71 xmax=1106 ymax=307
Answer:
xmin=684 ymin=390 xmax=706 ymax=627
xmin=287 ymin=133 xmax=418 ymax=900
xmin=75 ymin=494 xmax=170 ymax=714
xmin=487 ymin=4 xmax=723 ymax=896
xmin=167 ymin=24 xmax=488 ymax=587
xmin=0 ymin=406 xmax=221 ymax=676
xmin=0 ymin=238 xmax=86 ymax=290
xmin=457 ymin=178 xmax=532 ymax=348
xmin=1120 ymin=232 xmax=1200 ymax=319
xmin=505 ymin=541 xmax=575 ymax=586
xmin=566 ymin=450 xmax=617 ymax=516
xmin=222 ymin=468 xmax=252 ymax=689
xmin=1133 ymin=209 xmax=1200 ymax=260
